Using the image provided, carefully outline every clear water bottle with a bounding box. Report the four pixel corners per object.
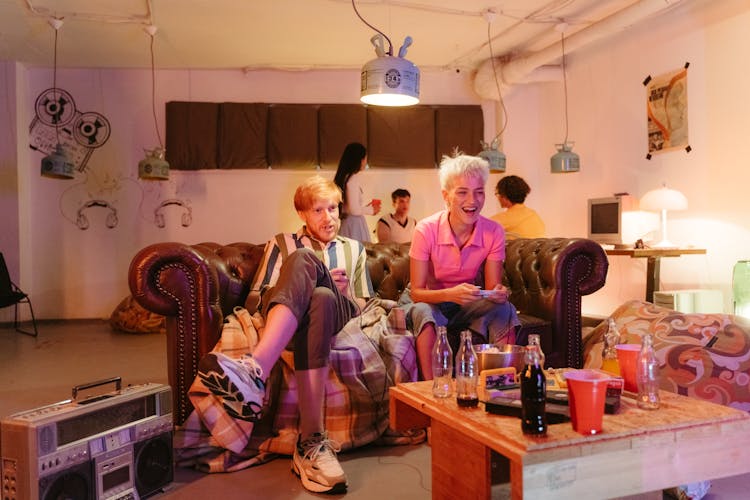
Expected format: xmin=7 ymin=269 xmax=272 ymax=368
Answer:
xmin=455 ymin=330 xmax=479 ymax=407
xmin=521 ymin=345 xmax=547 ymax=435
xmin=432 ymin=326 xmax=453 ymax=398
xmin=527 ymin=334 xmax=545 ymax=370
xmin=601 ymin=318 xmax=621 ymax=376
xmin=636 ymin=334 xmax=660 ymax=410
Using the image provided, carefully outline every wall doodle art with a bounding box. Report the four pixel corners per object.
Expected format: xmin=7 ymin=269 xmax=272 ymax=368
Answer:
xmin=29 ymin=87 xmax=111 ymax=171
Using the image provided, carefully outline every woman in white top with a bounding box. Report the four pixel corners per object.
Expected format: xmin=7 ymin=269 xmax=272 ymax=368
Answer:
xmin=334 ymin=142 xmax=381 ymax=242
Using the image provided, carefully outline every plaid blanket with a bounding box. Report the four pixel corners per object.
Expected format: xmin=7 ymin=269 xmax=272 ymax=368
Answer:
xmin=174 ymin=299 xmax=418 ymax=473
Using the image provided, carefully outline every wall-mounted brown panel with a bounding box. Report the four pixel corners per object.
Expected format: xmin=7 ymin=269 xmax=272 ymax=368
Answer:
xmin=318 ymin=104 xmax=367 ymax=169
xmin=367 ymin=106 xmax=435 ymax=169
xmin=165 ymin=101 xmax=219 ymax=170
xmin=217 ymin=103 xmax=269 ymax=169
xmin=267 ymin=104 xmax=319 ymax=168
xmin=435 ymin=105 xmax=484 ymax=161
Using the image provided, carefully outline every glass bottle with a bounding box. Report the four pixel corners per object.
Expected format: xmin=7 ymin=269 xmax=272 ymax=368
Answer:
xmin=521 ymin=345 xmax=547 ymax=435
xmin=636 ymin=334 xmax=660 ymax=410
xmin=527 ymin=334 xmax=545 ymax=370
xmin=432 ymin=326 xmax=453 ymax=398
xmin=601 ymin=318 xmax=621 ymax=376
xmin=455 ymin=330 xmax=479 ymax=407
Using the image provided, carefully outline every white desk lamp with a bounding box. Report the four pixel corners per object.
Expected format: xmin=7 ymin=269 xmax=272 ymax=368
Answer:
xmin=639 ymin=184 xmax=688 ymax=248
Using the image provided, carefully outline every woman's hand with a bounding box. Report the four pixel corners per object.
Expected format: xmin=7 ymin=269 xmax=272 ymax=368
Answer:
xmin=483 ymin=285 xmax=509 ymax=304
xmin=450 ymin=283 xmax=485 ymax=305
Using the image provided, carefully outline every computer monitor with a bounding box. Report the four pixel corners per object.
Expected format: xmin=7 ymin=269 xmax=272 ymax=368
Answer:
xmin=587 ymin=195 xmax=637 ymax=247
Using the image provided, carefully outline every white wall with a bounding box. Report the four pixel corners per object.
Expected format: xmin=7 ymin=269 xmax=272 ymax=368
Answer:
xmin=3 ymin=67 xmax=491 ymax=320
xmin=3 ymin=0 xmax=750 ymax=321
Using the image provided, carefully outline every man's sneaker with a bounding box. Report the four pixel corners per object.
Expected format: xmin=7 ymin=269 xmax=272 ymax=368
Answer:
xmin=197 ymin=352 xmax=266 ymax=422
xmin=292 ymin=432 xmax=347 ymax=494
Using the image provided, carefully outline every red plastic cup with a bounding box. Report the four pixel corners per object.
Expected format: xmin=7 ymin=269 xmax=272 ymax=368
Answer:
xmin=564 ymin=369 xmax=612 ymax=435
xmin=371 ymin=198 xmax=381 ymax=210
xmin=615 ymin=344 xmax=641 ymax=393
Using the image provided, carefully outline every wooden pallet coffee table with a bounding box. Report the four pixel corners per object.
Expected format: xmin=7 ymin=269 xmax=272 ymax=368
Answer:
xmin=389 ymin=381 xmax=750 ymax=499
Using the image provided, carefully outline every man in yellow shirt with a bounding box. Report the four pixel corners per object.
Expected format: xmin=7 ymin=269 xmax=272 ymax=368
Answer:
xmin=490 ymin=175 xmax=545 ymax=239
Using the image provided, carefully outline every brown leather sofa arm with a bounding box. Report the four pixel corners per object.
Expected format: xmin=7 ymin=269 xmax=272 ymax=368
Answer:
xmin=128 ymin=241 xmax=265 ymax=424
xmin=504 ymin=238 xmax=608 ymax=368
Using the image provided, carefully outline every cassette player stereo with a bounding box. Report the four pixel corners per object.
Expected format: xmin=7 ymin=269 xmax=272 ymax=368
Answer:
xmin=1 ymin=378 xmax=173 ymax=500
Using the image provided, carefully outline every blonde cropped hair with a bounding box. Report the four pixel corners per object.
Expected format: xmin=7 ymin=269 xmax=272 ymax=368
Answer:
xmin=294 ymin=175 xmax=343 ymax=212
xmin=438 ymin=152 xmax=489 ymax=191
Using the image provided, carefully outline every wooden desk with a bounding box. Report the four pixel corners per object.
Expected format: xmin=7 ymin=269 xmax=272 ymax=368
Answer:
xmin=605 ymin=247 xmax=706 ymax=302
xmin=389 ymin=380 xmax=750 ymax=500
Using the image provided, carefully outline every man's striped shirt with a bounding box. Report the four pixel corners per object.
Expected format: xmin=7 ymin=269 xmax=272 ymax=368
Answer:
xmin=250 ymin=227 xmax=374 ymax=300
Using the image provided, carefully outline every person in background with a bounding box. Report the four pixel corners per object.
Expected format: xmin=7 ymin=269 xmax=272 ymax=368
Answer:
xmin=198 ymin=175 xmax=372 ymax=494
xmin=376 ymin=188 xmax=417 ymax=244
xmin=400 ymin=153 xmax=519 ymax=379
xmin=490 ymin=175 xmax=545 ymax=240
xmin=334 ymin=142 xmax=381 ymax=242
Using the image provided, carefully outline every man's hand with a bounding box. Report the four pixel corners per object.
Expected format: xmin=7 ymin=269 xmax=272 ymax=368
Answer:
xmin=329 ymin=267 xmax=350 ymax=297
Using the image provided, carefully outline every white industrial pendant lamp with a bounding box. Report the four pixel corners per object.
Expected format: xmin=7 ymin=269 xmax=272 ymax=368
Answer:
xmin=550 ymin=29 xmax=580 ymax=173
xmin=138 ymin=24 xmax=170 ymax=180
xmin=41 ymin=18 xmax=75 ymax=179
xmin=352 ymin=0 xmax=419 ymax=106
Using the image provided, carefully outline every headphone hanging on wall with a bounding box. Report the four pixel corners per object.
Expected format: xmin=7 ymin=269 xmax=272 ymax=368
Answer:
xmin=76 ymin=199 xmax=118 ymax=230
xmin=154 ymin=199 xmax=192 ymax=228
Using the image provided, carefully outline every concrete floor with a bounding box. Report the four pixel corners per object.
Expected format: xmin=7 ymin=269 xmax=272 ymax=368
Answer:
xmin=1 ymin=320 xmax=747 ymax=499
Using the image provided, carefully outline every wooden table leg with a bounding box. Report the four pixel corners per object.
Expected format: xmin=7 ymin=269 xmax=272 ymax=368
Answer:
xmin=430 ymin=419 xmax=492 ymax=499
xmin=645 ymin=256 xmax=661 ymax=303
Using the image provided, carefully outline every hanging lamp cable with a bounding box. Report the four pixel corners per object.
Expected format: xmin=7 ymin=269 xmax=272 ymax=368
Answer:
xmin=52 ymin=19 xmax=60 ymax=145
xmin=487 ymin=19 xmax=508 ymax=144
xmin=351 ymin=0 xmax=393 ymax=55
xmin=147 ymin=28 xmax=164 ymax=149
xmin=561 ymin=31 xmax=569 ymax=146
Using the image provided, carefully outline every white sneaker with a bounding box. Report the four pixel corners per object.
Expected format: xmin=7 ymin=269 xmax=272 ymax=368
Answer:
xmin=197 ymin=352 xmax=265 ymax=422
xmin=292 ymin=432 xmax=347 ymax=493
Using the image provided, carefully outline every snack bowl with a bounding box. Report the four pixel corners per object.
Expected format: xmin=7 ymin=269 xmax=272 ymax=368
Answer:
xmin=473 ymin=344 xmax=527 ymax=373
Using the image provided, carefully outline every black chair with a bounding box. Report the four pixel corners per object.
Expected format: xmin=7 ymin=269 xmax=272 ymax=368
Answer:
xmin=0 ymin=252 xmax=38 ymax=337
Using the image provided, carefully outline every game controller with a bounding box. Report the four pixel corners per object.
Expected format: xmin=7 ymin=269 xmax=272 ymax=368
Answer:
xmin=478 ymin=289 xmax=495 ymax=298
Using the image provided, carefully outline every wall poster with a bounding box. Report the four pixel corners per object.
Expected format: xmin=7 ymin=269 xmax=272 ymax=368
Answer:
xmin=645 ymin=64 xmax=689 ymax=155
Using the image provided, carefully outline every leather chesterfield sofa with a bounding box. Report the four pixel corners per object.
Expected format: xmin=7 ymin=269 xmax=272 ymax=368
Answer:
xmin=129 ymin=238 xmax=608 ymax=425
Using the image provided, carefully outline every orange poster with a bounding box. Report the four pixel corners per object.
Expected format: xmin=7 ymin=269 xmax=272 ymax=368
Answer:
xmin=646 ymin=67 xmax=688 ymax=154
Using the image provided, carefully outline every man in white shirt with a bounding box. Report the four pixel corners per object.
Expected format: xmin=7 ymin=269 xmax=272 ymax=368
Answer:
xmin=376 ymin=188 xmax=417 ymax=244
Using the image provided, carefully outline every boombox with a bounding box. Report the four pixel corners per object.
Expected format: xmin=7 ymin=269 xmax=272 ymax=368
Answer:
xmin=1 ymin=379 xmax=173 ymax=500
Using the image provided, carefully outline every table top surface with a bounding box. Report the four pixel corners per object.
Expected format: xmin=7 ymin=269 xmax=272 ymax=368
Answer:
xmin=605 ymin=247 xmax=706 ymax=257
xmin=390 ymin=380 xmax=748 ymax=462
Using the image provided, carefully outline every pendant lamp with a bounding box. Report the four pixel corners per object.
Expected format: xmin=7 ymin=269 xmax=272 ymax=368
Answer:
xmin=41 ymin=18 xmax=75 ymax=179
xmin=138 ymin=25 xmax=170 ymax=180
xmin=352 ymin=0 xmax=419 ymax=106
xmin=478 ymin=8 xmax=507 ymax=171
xmin=550 ymin=29 xmax=580 ymax=173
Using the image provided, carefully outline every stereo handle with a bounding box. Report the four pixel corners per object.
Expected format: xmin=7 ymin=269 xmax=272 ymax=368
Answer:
xmin=72 ymin=376 xmax=122 ymax=399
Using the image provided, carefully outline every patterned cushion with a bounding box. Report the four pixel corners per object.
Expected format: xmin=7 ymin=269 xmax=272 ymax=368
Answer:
xmin=109 ymin=295 xmax=165 ymax=334
xmin=582 ymin=299 xmax=750 ymax=411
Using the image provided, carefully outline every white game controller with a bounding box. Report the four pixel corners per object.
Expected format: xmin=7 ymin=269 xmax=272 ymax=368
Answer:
xmin=478 ymin=289 xmax=495 ymax=298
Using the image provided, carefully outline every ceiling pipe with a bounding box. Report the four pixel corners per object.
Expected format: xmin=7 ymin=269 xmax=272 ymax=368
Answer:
xmin=474 ymin=0 xmax=684 ymax=100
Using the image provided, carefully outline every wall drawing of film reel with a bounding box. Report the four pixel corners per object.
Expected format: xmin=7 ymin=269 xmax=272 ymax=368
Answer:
xmin=72 ymin=112 xmax=111 ymax=148
xmin=35 ymin=88 xmax=77 ymax=127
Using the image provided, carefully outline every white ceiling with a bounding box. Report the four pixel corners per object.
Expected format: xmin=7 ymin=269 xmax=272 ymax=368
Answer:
xmin=0 ymin=0 xmax=670 ymax=71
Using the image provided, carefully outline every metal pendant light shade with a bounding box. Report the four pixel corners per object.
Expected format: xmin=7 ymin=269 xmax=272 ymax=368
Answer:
xmin=478 ymin=147 xmax=506 ymax=172
xmin=360 ymin=55 xmax=420 ymax=106
xmin=138 ymin=148 xmax=170 ymax=180
xmin=41 ymin=143 xmax=75 ymax=179
xmin=550 ymin=143 xmax=580 ymax=173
